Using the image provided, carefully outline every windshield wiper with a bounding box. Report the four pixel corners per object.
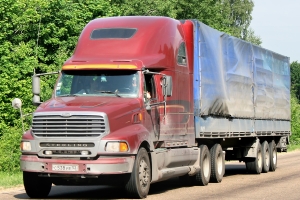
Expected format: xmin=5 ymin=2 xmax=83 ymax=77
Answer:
xmin=57 ymin=94 xmax=79 ymax=97
xmin=100 ymin=90 xmax=121 ymax=97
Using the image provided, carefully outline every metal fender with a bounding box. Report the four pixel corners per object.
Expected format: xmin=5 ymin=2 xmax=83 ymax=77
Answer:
xmin=22 ymin=129 xmax=34 ymax=140
xmin=99 ymin=124 xmax=154 ymax=154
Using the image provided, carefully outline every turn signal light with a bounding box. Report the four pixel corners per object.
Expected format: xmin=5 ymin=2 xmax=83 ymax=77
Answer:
xmin=119 ymin=142 xmax=129 ymax=152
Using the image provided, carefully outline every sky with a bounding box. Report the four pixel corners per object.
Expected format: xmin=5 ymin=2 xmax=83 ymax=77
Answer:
xmin=250 ymin=0 xmax=300 ymax=63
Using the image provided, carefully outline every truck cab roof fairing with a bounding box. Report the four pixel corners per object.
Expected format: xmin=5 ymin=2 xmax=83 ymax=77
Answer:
xmin=65 ymin=16 xmax=185 ymax=70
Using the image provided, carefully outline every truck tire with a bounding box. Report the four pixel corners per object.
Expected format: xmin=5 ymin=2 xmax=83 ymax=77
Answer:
xmin=194 ymin=145 xmax=211 ymax=186
xmin=269 ymin=140 xmax=277 ymax=171
xmin=210 ymin=144 xmax=225 ymax=183
xmin=125 ymin=147 xmax=151 ymax=199
xmin=261 ymin=141 xmax=270 ymax=173
xmin=23 ymin=171 xmax=52 ymax=198
xmin=245 ymin=142 xmax=262 ymax=174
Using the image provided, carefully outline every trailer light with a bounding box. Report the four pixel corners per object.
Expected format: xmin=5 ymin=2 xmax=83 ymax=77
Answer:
xmin=45 ymin=150 xmax=52 ymax=155
xmin=20 ymin=141 xmax=31 ymax=151
xmin=81 ymin=150 xmax=89 ymax=155
xmin=106 ymin=141 xmax=129 ymax=152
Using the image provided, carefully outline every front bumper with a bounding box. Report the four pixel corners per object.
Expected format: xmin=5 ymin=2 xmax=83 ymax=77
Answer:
xmin=20 ymin=155 xmax=135 ymax=175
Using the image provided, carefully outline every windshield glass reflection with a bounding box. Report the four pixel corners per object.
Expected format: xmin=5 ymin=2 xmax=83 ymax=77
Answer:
xmin=55 ymin=70 xmax=139 ymax=98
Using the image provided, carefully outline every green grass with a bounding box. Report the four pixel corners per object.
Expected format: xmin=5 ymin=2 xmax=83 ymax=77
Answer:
xmin=0 ymin=171 xmax=23 ymax=189
xmin=287 ymin=144 xmax=300 ymax=152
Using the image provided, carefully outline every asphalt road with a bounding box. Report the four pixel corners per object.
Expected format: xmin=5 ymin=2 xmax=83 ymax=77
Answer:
xmin=1 ymin=150 xmax=300 ymax=200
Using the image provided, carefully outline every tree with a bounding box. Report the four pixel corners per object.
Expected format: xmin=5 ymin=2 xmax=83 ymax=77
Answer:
xmin=290 ymin=61 xmax=300 ymax=99
xmin=244 ymin=27 xmax=262 ymax=46
xmin=111 ymin=0 xmax=256 ymax=40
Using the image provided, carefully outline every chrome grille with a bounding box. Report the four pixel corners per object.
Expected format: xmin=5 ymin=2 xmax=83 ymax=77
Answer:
xmin=32 ymin=112 xmax=109 ymax=137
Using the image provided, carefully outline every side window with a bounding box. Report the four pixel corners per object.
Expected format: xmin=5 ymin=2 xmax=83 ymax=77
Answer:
xmin=177 ymin=42 xmax=187 ymax=66
xmin=144 ymin=74 xmax=156 ymax=101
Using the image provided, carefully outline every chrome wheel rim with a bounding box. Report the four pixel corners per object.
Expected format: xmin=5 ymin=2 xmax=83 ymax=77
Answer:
xmin=139 ymin=158 xmax=150 ymax=188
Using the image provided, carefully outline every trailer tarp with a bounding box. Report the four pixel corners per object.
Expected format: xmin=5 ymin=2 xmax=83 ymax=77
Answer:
xmin=193 ymin=21 xmax=290 ymax=120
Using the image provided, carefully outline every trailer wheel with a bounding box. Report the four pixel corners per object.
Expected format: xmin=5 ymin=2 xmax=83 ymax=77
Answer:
xmin=245 ymin=142 xmax=262 ymax=174
xmin=23 ymin=171 xmax=52 ymax=198
xmin=261 ymin=141 xmax=270 ymax=173
xmin=269 ymin=140 xmax=277 ymax=171
xmin=194 ymin=145 xmax=211 ymax=186
xmin=210 ymin=144 xmax=225 ymax=183
xmin=125 ymin=147 xmax=151 ymax=199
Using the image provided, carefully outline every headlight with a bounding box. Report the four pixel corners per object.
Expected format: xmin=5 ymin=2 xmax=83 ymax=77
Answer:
xmin=105 ymin=141 xmax=129 ymax=152
xmin=20 ymin=141 xmax=31 ymax=151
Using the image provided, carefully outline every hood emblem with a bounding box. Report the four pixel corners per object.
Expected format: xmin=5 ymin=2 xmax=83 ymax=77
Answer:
xmin=61 ymin=113 xmax=72 ymax=118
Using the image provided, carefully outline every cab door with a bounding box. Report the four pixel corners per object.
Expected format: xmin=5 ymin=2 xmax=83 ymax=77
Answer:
xmin=143 ymin=74 xmax=161 ymax=141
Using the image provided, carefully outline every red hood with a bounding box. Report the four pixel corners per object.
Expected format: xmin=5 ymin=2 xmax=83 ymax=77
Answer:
xmin=35 ymin=96 xmax=142 ymax=116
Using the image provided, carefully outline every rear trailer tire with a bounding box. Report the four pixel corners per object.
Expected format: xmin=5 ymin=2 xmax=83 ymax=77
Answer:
xmin=261 ymin=141 xmax=270 ymax=173
xmin=269 ymin=140 xmax=277 ymax=171
xmin=194 ymin=145 xmax=211 ymax=186
xmin=210 ymin=144 xmax=225 ymax=183
xmin=125 ymin=147 xmax=151 ymax=199
xmin=23 ymin=171 xmax=52 ymax=198
xmin=245 ymin=142 xmax=262 ymax=174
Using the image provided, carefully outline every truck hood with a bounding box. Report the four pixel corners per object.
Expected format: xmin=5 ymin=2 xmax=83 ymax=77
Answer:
xmin=35 ymin=96 xmax=142 ymax=116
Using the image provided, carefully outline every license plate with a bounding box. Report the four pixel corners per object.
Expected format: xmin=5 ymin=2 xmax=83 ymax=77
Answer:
xmin=52 ymin=164 xmax=79 ymax=171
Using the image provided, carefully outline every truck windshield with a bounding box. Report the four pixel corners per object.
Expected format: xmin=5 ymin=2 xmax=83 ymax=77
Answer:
xmin=55 ymin=70 xmax=139 ymax=98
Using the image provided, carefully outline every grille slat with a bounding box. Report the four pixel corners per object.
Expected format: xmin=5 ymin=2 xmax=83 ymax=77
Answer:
xmin=33 ymin=121 xmax=104 ymax=124
xmin=33 ymin=128 xmax=105 ymax=132
xmin=33 ymin=125 xmax=105 ymax=128
xmin=32 ymin=113 xmax=108 ymax=137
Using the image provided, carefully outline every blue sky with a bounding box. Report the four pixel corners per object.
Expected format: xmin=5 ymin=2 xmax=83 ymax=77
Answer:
xmin=250 ymin=0 xmax=300 ymax=63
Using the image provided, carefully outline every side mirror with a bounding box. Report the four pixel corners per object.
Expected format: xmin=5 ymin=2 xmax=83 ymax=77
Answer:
xmin=163 ymin=76 xmax=172 ymax=97
xmin=32 ymin=75 xmax=41 ymax=106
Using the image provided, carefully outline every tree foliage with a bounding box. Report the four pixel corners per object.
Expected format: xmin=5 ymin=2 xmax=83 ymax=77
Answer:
xmin=244 ymin=27 xmax=262 ymax=46
xmin=111 ymin=0 xmax=256 ymax=39
xmin=291 ymin=61 xmax=300 ymax=99
xmin=291 ymin=94 xmax=300 ymax=145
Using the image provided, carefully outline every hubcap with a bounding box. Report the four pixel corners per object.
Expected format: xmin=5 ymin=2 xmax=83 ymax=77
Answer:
xmin=258 ymin=151 xmax=262 ymax=169
xmin=217 ymin=153 xmax=223 ymax=175
xmin=139 ymin=159 xmax=150 ymax=187
xmin=272 ymin=149 xmax=277 ymax=164
xmin=265 ymin=148 xmax=270 ymax=167
xmin=203 ymin=154 xmax=210 ymax=178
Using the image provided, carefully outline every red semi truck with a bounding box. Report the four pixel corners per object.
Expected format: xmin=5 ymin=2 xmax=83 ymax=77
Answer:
xmin=14 ymin=16 xmax=290 ymax=198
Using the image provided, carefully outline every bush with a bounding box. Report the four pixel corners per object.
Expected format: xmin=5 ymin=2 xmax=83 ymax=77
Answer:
xmin=0 ymin=124 xmax=22 ymax=172
xmin=291 ymin=95 xmax=300 ymax=143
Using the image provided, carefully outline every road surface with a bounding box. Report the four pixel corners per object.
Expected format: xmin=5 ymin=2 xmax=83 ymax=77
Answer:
xmin=1 ymin=150 xmax=299 ymax=200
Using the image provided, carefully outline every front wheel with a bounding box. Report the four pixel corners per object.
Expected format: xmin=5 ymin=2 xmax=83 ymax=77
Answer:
xmin=125 ymin=147 xmax=151 ymax=199
xmin=23 ymin=171 xmax=52 ymax=198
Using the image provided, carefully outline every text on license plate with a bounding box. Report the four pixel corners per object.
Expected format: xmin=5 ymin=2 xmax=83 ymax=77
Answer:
xmin=52 ymin=164 xmax=79 ymax=171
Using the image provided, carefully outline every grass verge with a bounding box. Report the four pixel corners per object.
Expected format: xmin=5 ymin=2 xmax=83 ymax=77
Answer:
xmin=287 ymin=144 xmax=300 ymax=151
xmin=0 ymin=171 xmax=23 ymax=190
